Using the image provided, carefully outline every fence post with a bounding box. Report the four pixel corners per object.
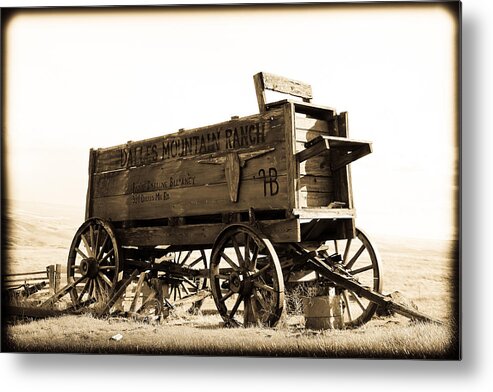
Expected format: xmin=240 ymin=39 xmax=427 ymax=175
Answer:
xmin=47 ymin=265 xmax=55 ymax=294
xmin=55 ymin=264 xmax=61 ymax=293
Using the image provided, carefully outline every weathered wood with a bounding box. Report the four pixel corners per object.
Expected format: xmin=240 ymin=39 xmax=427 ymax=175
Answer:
xmin=93 ymin=109 xmax=285 ymax=174
xmin=331 ymin=143 xmax=372 ymax=171
xmin=253 ymin=72 xmax=267 ymax=112
xmin=284 ymin=102 xmax=298 ymax=212
xmin=295 ymin=117 xmax=329 ymax=133
xmin=92 ymin=147 xmax=286 ymax=199
xmin=296 ymin=137 xmax=330 ymax=163
xmin=257 ymin=72 xmax=313 ymax=101
xmin=267 ymin=100 xmax=336 ymax=119
xmin=98 ymin=269 xmax=139 ymax=317
xmin=85 ymin=149 xmax=97 ymax=220
xmin=299 ymin=175 xmax=333 ymax=193
xmin=116 ymin=218 xmax=301 ymax=247
xmin=3 ymin=270 xmax=47 ymax=277
xmin=293 ymin=208 xmax=355 ymax=219
xmin=40 ymin=276 xmax=84 ymax=308
xmin=129 ymin=272 xmax=146 ymax=313
xmin=93 ymin=175 xmax=289 ymax=221
xmin=332 ymin=111 xmax=355 ymax=238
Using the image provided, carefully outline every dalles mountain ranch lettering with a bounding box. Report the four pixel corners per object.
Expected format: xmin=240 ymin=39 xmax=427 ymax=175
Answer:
xmin=120 ymin=121 xmax=267 ymax=168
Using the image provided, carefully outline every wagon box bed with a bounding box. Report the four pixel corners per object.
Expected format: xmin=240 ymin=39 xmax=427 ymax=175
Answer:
xmin=86 ymin=103 xmax=370 ymax=247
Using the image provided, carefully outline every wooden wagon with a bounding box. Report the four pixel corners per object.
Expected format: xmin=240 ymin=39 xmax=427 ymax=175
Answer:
xmin=43 ymin=73 xmax=434 ymax=327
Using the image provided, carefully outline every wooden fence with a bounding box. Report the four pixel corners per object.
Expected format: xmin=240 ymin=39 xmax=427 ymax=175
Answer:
xmin=3 ymin=264 xmax=62 ymax=295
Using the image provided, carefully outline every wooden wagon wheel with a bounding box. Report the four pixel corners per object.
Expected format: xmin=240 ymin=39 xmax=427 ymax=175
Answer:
xmin=67 ymin=218 xmax=121 ymax=312
xmin=210 ymin=224 xmax=284 ymax=327
xmin=317 ymin=227 xmax=383 ymax=328
xmin=166 ymin=249 xmax=208 ymax=313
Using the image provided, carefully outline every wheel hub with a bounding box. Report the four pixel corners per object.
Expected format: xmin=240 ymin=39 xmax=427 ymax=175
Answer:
xmin=229 ymin=270 xmax=253 ymax=295
xmin=80 ymin=257 xmax=99 ymax=278
xmin=229 ymin=272 xmax=243 ymax=293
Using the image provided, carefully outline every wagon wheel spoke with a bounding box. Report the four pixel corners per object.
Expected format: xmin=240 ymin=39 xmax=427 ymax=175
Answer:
xmin=98 ymin=272 xmax=113 ymax=287
xmin=77 ymin=278 xmax=91 ymax=303
xmin=100 ymin=248 xmax=114 ymax=264
xmin=345 ymin=245 xmax=365 ymax=270
xmin=343 ymin=238 xmax=352 ymax=263
xmin=229 ymin=294 xmax=243 ymax=319
xmin=249 ymin=264 xmax=270 ymax=280
xmin=221 ymin=252 xmax=239 ymax=271
xmin=75 ymin=247 xmax=89 ymax=260
xmin=188 ymin=255 xmax=204 ymax=269
xmin=348 ymin=290 xmax=366 ymax=311
xmin=166 ymin=249 xmax=208 ymax=312
xmin=350 ymin=265 xmax=373 ymax=275
xmin=342 ymin=291 xmax=353 ymax=322
xmin=220 ymin=290 xmax=234 ymax=303
xmin=253 ymin=281 xmax=276 ymax=293
xmin=81 ymin=234 xmax=93 ymax=258
xmin=97 ymin=233 xmax=109 ymax=260
xmin=179 ymin=251 xmax=192 ymax=266
xmin=232 ymin=235 xmax=245 ymax=266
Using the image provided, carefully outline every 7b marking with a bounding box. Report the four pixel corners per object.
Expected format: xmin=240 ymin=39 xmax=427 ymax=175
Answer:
xmin=257 ymin=168 xmax=279 ymax=197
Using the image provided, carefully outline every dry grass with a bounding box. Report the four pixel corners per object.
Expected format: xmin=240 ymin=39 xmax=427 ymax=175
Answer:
xmin=3 ymin=312 xmax=457 ymax=358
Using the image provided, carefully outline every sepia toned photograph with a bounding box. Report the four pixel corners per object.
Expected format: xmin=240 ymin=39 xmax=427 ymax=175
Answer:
xmin=1 ymin=2 xmax=460 ymax=359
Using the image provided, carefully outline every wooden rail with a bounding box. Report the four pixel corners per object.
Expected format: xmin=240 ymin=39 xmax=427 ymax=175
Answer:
xmin=3 ymin=264 xmax=62 ymax=295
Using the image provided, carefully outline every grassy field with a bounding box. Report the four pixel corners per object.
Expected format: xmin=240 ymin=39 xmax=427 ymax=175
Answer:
xmin=2 ymin=201 xmax=459 ymax=358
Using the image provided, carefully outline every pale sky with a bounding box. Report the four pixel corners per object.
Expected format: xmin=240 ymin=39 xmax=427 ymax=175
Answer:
xmin=3 ymin=3 xmax=459 ymax=240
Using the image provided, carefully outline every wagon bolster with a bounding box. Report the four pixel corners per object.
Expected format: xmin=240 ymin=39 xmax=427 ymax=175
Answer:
xmin=296 ymin=135 xmax=372 ymax=170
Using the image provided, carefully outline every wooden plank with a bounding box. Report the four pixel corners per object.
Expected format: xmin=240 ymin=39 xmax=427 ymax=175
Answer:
xmin=284 ymin=102 xmax=298 ymax=213
xmin=331 ymin=144 xmax=372 ymax=171
xmin=295 ymin=117 xmax=329 ymax=133
xmin=293 ymin=208 xmax=355 ymax=219
xmin=92 ymin=144 xmax=287 ymax=198
xmin=332 ymin=111 xmax=355 ymax=238
xmin=92 ymin=175 xmax=290 ymax=221
xmin=253 ymin=72 xmax=267 ymax=112
xmin=98 ymin=269 xmax=139 ymax=317
xmin=129 ymin=272 xmax=146 ymax=313
xmin=116 ymin=218 xmax=301 ymax=247
xmin=260 ymin=72 xmax=313 ymax=100
xmin=299 ymin=155 xmax=333 ymax=177
xmin=94 ymin=108 xmax=285 ymax=174
xmin=296 ymin=137 xmax=330 ymax=163
xmin=3 ymin=271 xmax=47 ymax=277
xmin=298 ymin=192 xmax=333 ymax=208
xmin=299 ymin=175 xmax=334 ymax=193
xmin=85 ymin=149 xmax=97 ymax=220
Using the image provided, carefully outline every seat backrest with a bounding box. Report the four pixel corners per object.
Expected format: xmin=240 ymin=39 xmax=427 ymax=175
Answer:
xmin=253 ymin=72 xmax=313 ymax=112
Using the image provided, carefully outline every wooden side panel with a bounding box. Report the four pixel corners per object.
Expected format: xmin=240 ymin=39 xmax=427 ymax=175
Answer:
xmin=92 ymin=176 xmax=289 ymax=221
xmin=294 ymin=115 xmax=334 ymax=208
xmin=94 ymin=109 xmax=284 ymax=174
xmin=90 ymin=108 xmax=291 ymax=221
xmin=116 ymin=218 xmax=301 ymax=247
